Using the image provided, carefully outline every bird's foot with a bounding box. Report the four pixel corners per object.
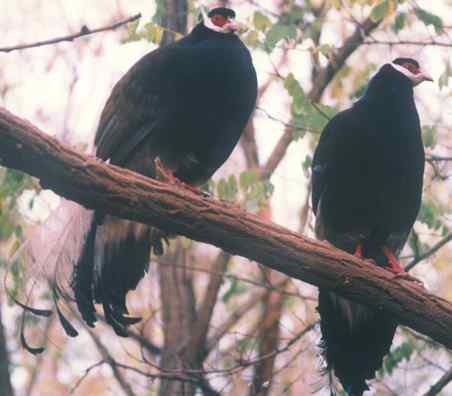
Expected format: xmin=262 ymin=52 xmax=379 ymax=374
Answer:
xmin=382 ymin=246 xmax=424 ymax=286
xmin=354 ymin=242 xmax=363 ymax=259
xmin=154 ymin=158 xmax=206 ymax=196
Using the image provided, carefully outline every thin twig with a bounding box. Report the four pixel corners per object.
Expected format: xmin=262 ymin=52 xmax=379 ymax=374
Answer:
xmin=70 ymin=361 xmax=105 ymax=394
xmin=426 ymin=155 xmax=452 ymax=162
xmin=406 ymin=233 xmax=452 ymax=271
xmin=364 ymin=39 xmax=452 ymax=48
xmin=0 ymin=13 xmax=141 ymax=53
xmin=88 ymin=330 xmax=137 ymax=396
xmin=423 ymin=367 xmax=452 ymax=396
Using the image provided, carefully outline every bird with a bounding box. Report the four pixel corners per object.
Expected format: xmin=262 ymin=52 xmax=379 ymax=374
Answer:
xmin=16 ymin=6 xmax=257 ymax=344
xmin=311 ymin=58 xmax=431 ymax=395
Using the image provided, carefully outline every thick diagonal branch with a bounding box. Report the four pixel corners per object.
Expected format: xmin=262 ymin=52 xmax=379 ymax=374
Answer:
xmin=1 ymin=107 xmax=452 ymax=349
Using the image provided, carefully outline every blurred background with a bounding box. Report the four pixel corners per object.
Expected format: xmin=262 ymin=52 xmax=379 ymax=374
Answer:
xmin=0 ymin=0 xmax=451 ymax=395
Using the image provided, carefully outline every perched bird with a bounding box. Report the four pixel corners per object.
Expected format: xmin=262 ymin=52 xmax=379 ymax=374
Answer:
xmin=312 ymin=58 xmax=431 ymax=395
xmin=73 ymin=7 xmax=257 ymax=335
xmin=17 ymin=6 xmax=257 ymax=343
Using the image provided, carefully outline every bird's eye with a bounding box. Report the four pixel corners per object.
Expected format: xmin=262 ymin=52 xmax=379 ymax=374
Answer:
xmin=402 ymin=63 xmax=419 ymax=75
xmin=210 ymin=14 xmax=228 ymax=27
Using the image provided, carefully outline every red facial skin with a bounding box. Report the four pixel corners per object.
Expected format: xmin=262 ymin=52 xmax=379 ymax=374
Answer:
xmin=210 ymin=14 xmax=228 ymax=27
xmin=402 ymin=63 xmax=420 ymax=75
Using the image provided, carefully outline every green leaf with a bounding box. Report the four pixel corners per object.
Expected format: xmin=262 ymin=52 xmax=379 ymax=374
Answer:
xmin=284 ymin=73 xmax=305 ymax=99
xmin=144 ymin=23 xmax=164 ymax=44
xmin=370 ymin=0 xmax=390 ymax=22
xmin=422 ymin=125 xmax=436 ymax=148
xmin=253 ymin=11 xmax=272 ymax=32
xmin=393 ymin=12 xmax=406 ymax=33
xmin=418 ymin=200 xmax=442 ymax=230
xmin=243 ymin=30 xmax=260 ymax=48
xmin=264 ymin=23 xmax=297 ymax=51
xmin=239 ymin=170 xmax=259 ymax=191
xmin=284 ymin=74 xmax=336 ymax=137
xmin=414 ymin=7 xmax=443 ymax=33
xmin=379 ymin=341 xmax=414 ymax=376
xmin=217 ymin=175 xmax=238 ymax=202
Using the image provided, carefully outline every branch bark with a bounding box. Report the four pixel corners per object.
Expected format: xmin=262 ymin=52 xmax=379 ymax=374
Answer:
xmin=2 ymin=108 xmax=452 ymax=349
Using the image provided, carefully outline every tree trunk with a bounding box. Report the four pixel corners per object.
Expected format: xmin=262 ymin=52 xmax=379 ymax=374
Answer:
xmin=157 ymin=2 xmax=199 ymax=395
xmin=159 ymin=245 xmax=198 ymax=396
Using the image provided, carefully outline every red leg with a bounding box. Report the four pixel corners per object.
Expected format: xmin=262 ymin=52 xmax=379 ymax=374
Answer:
xmin=382 ymin=246 xmax=424 ymax=286
xmin=382 ymin=247 xmax=403 ymax=273
xmin=354 ymin=242 xmax=363 ymax=259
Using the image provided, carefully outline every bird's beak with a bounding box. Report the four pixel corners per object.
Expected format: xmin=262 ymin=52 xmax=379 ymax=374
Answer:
xmin=418 ymin=69 xmax=434 ymax=82
xmin=225 ymin=19 xmax=248 ymax=34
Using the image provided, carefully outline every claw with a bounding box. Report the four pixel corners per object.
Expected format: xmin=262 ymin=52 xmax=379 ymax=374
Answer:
xmin=154 ymin=158 xmax=204 ymax=195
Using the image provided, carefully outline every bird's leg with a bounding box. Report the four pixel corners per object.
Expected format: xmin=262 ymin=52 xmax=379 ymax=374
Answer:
xmin=354 ymin=242 xmax=363 ymax=259
xmin=154 ymin=158 xmax=203 ymax=195
xmin=382 ymin=246 xmax=423 ymax=285
xmin=382 ymin=247 xmax=403 ymax=273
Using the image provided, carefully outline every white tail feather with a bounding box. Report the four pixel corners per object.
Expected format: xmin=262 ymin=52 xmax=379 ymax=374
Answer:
xmin=7 ymin=200 xmax=93 ymax=303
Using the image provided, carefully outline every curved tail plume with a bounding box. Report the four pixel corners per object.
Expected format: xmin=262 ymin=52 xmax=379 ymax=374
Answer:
xmin=6 ymin=200 xmax=92 ymax=353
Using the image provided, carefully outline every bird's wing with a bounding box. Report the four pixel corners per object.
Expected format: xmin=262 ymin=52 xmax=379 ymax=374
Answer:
xmin=94 ymin=45 xmax=176 ymax=165
xmin=311 ymin=108 xmax=357 ymax=214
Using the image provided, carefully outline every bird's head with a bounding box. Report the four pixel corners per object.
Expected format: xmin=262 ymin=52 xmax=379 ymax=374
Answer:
xmin=390 ymin=58 xmax=433 ymax=86
xmin=201 ymin=7 xmax=244 ymax=34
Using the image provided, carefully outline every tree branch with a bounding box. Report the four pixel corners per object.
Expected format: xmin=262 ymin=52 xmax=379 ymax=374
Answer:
xmin=423 ymin=367 xmax=452 ymax=396
xmin=0 ymin=13 xmax=141 ymax=53
xmin=406 ymin=233 xmax=452 ymax=271
xmin=308 ymin=16 xmax=382 ymax=102
xmin=191 ymin=251 xmax=230 ymax=351
xmin=2 ymin=108 xmax=452 ymax=349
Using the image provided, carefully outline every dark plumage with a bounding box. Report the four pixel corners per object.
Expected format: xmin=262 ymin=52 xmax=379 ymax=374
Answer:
xmin=72 ymin=8 xmax=257 ymax=335
xmin=312 ymin=58 xmax=430 ymax=395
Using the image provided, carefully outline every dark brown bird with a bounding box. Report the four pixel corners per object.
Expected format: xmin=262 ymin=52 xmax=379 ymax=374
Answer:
xmin=312 ymin=58 xmax=431 ymax=395
xmin=14 ymin=8 xmax=257 ymax=347
xmin=72 ymin=7 xmax=257 ymax=336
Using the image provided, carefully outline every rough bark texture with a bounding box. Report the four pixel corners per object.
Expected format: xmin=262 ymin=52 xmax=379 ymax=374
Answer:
xmin=1 ymin=108 xmax=452 ymax=349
